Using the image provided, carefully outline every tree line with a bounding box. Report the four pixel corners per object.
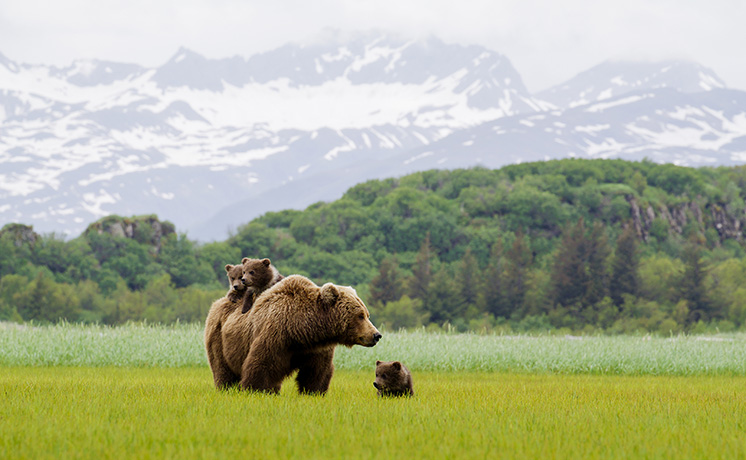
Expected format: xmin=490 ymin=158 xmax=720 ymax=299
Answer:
xmin=2 ymin=158 xmax=746 ymax=334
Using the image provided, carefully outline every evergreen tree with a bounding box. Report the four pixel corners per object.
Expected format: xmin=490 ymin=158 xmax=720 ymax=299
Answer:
xmin=428 ymin=265 xmax=463 ymax=324
xmin=583 ymin=221 xmax=610 ymax=307
xmin=503 ymin=232 xmax=532 ymax=317
xmin=680 ymin=236 xmax=711 ymax=323
xmin=551 ymin=219 xmax=588 ymax=310
xmin=408 ymin=233 xmax=433 ymax=304
xmin=610 ymin=224 xmax=640 ymax=306
xmin=369 ymin=255 xmax=405 ymax=305
xmin=457 ymin=248 xmax=480 ymax=309
xmin=481 ymin=239 xmax=508 ymax=317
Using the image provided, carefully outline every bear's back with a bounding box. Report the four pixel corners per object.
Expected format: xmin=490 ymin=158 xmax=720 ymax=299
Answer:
xmin=221 ymin=275 xmax=320 ymax=373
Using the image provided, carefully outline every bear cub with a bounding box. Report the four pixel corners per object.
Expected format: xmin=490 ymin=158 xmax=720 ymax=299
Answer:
xmin=374 ymin=360 xmax=414 ymax=397
xmin=224 ymin=263 xmax=247 ymax=302
xmin=240 ymin=257 xmax=284 ymax=314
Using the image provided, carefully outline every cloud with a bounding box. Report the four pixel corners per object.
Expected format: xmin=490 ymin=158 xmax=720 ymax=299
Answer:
xmin=0 ymin=0 xmax=744 ymax=91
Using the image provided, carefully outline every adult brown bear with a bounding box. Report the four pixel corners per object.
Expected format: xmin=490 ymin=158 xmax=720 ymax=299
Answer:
xmin=208 ymin=274 xmax=382 ymax=394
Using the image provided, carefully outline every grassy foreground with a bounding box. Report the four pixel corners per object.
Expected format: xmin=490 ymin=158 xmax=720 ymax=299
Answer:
xmin=3 ymin=324 xmax=746 ymax=458
xmin=1 ymin=367 xmax=745 ymax=460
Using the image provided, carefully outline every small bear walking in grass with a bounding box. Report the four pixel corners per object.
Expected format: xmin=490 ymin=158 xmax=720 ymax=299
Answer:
xmin=374 ymin=360 xmax=414 ymax=397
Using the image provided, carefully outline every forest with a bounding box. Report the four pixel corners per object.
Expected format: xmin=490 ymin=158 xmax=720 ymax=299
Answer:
xmin=3 ymin=158 xmax=746 ymax=334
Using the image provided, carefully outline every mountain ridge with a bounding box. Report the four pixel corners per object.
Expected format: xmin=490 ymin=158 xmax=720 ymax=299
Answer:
xmin=1 ymin=32 xmax=744 ymax=241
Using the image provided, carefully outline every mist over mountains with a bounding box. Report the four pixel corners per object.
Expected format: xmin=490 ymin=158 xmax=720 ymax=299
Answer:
xmin=1 ymin=32 xmax=744 ymax=241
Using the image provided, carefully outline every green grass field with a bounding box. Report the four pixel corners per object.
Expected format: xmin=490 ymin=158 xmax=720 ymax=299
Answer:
xmin=2 ymin=368 xmax=745 ymax=459
xmin=2 ymin=323 xmax=746 ymax=459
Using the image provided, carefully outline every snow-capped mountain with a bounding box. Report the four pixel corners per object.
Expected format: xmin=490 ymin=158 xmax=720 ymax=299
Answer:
xmin=1 ymin=33 xmax=745 ymax=241
xmin=537 ymin=60 xmax=726 ymax=109
xmin=384 ymin=87 xmax=746 ymax=172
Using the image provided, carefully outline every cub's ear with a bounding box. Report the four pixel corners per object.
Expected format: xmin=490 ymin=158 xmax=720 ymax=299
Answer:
xmin=392 ymin=361 xmax=402 ymax=370
xmin=241 ymin=257 xmax=249 ymax=264
xmin=319 ymin=283 xmax=339 ymax=307
xmin=376 ymin=360 xmax=382 ymax=366
xmin=225 ymin=264 xmax=233 ymax=272
xmin=262 ymin=258 xmax=271 ymax=266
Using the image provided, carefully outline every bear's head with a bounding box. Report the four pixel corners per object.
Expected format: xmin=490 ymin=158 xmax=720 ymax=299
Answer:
xmin=241 ymin=257 xmax=275 ymax=289
xmin=373 ymin=360 xmax=409 ymax=395
xmin=225 ymin=264 xmax=246 ymax=294
xmin=319 ymin=283 xmax=381 ymax=348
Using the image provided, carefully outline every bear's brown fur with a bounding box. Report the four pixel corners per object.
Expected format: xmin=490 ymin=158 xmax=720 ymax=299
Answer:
xmin=210 ymin=274 xmax=382 ymax=393
xmin=374 ymin=360 xmax=414 ymax=397
xmin=204 ymin=263 xmax=248 ymax=388
xmin=240 ymin=257 xmax=284 ymax=314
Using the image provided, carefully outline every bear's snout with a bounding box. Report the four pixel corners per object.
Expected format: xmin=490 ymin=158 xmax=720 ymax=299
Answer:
xmin=358 ymin=330 xmax=382 ymax=347
xmin=373 ymin=382 xmax=380 ymax=389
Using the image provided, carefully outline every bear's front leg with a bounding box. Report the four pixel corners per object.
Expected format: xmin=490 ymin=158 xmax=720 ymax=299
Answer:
xmin=294 ymin=348 xmax=335 ymax=395
xmin=240 ymin=342 xmax=289 ymax=394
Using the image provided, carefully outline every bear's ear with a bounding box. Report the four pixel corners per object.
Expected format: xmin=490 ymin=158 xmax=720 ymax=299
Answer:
xmin=319 ymin=283 xmax=339 ymax=307
xmin=392 ymin=361 xmax=401 ymax=370
xmin=241 ymin=257 xmax=249 ymax=264
xmin=262 ymin=258 xmax=271 ymax=266
xmin=376 ymin=360 xmax=382 ymax=366
xmin=225 ymin=264 xmax=233 ymax=272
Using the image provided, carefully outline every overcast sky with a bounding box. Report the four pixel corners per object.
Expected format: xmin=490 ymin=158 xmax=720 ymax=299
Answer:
xmin=1 ymin=0 xmax=744 ymax=93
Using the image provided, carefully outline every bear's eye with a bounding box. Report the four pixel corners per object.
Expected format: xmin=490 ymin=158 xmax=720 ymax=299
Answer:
xmin=249 ymin=270 xmax=255 ymax=275
xmin=381 ymin=373 xmax=387 ymax=379
xmin=358 ymin=314 xmax=365 ymax=320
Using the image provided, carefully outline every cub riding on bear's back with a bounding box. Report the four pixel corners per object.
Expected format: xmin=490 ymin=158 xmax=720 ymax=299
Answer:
xmin=239 ymin=257 xmax=284 ymax=314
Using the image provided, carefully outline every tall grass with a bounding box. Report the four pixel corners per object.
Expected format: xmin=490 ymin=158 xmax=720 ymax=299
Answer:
xmin=1 ymin=367 xmax=745 ymax=460
xmin=0 ymin=321 xmax=204 ymax=367
xmin=338 ymin=330 xmax=746 ymax=376
xmin=2 ymin=322 xmax=746 ymax=375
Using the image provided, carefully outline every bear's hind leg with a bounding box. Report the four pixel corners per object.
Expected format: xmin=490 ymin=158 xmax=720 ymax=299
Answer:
xmin=206 ymin=322 xmax=241 ymax=389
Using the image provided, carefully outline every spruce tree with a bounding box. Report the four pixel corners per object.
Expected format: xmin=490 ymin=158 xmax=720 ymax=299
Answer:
xmin=481 ymin=239 xmax=508 ymax=317
xmin=503 ymin=232 xmax=532 ymax=317
xmin=551 ymin=218 xmax=588 ymax=309
xmin=584 ymin=221 xmax=610 ymax=307
xmin=369 ymin=255 xmax=404 ymax=305
xmin=428 ymin=265 xmax=463 ymax=324
xmin=408 ymin=233 xmax=433 ymax=305
xmin=457 ymin=248 xmax=480 ymax=310
xmin=680 ymin=236 xmax=711 ymax=323
xmin=610 ymin=224 xmax=640 ymax=306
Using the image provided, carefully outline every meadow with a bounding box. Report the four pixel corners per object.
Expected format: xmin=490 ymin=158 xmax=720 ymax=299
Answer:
xmin=2 ymin=322 xmax=746 ymax=375
xmin=2 ymin=323 xmax=746 ymax=459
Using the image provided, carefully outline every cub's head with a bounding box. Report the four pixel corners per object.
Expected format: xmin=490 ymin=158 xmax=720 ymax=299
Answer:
xmin=241 ymin=257 xmax=275 ymax=289
xmin=319 ymin=283 xmax=381 ymax=348
xmin=373 ymin=360 xmax=410 ymax=396
xmin=225 ymin=264 xmax=246 ymax=293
